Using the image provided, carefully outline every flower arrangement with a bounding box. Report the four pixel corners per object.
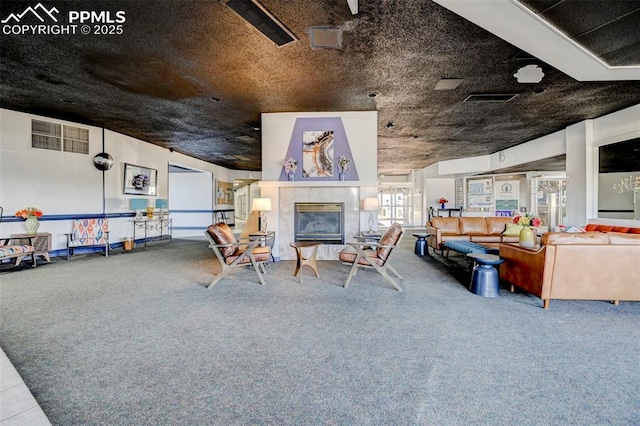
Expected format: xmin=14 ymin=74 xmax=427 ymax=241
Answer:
xmin=282 ymin=157 xmax=298 ymax=173
xmin=513 ymin=213 xmax=541 ymax=228
xmin=15 ymin=207 xmax=43 ymax=219
xmin=337 ymin=156 xmax=351 ymax=172
xmin=438 ymin=198 xmax=448 ymax=205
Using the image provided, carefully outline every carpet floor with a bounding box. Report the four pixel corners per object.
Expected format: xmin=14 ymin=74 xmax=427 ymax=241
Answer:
xmin=1 ymin=237 xmax=638 ymax=425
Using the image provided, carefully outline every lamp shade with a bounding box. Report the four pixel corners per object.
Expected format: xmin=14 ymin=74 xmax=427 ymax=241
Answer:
xmin=252 ymin=198 xmax=272 ymax=211
xmin=362 ymin=197 xmax=379 ymax=211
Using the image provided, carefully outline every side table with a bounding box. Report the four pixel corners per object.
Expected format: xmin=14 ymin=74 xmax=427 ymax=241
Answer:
xmin=249 ymin=231 xmax=275 ymax=262
xmin=466 ymin=253 xmax=504 ymax=298
xmin=289 ymin=242 xmax=322 ymax=283
xmin=11 ymin=232 xmax=51 ymax=262
xmin=412 ymin=233 xmax=429 ymax=256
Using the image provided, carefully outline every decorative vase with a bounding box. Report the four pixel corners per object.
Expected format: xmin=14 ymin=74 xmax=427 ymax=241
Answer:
xmin=339 ymin=172 xmax=346 ymax=181
xmin=288 ymin=172 xmax=295 ymax=181
xmin=441 ymin=203 xmax=446 ymax=209
xmin=24 ymin=216 xmax=40 ymax=234
xmin=519 ymin=226 xmax=535 ymax=248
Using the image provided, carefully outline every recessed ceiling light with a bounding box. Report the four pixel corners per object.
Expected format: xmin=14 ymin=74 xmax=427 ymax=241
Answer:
xmin=368 ymin=92 xmax=377 ymax=98
xmin=385 ymin=122 xmax=394 ymax=129
xmin=60 ymin=99 xmax=74 ymax=104
xmin=210 ymin=97 xmax=221 ymax=102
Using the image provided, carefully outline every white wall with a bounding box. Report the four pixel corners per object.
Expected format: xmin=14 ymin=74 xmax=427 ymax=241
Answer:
xmin=0 ymin=108 xmax=252 ymax=252
xmin=422 ymin=103 xmax=640 ymax=227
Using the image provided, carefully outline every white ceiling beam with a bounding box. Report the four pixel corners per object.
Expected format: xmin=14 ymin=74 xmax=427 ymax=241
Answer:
xmin=434 ymin=0 xmax=640 ymax=81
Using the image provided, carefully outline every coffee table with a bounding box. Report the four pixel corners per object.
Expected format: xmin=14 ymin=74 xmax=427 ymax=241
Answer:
xmin=443 ymin=240 xmax=499 ymax=258
xmin=289 ymin=241 xmax=322 ymax=283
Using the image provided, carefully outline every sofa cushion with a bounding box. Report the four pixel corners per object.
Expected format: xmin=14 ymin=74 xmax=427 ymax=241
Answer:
xmin=430 ymin=217 xmax=459 ymax=235
xmin=611 ymin=226 xmax=631 ymax=233
xmin=607 ymin=232 xmax=640 ymax=244
xmin=584 ymin=224 xmax=614 ymax=232
xmin=500 ymin=235 xmax=520 ymax=243
xmin=459 ymin=217 xmax=488 ymax=235
xmin=486 ymin=217 xmax=513 ymax=235
xmin=541 ymin=231 xmax=609 ymax=245
xmin=469 ymin=235 xmax=502 ymax=243
xmin=503 ymin=223 xmax=523 ymax=236
xmin=628 ymin=227 xmax=640 ymax=234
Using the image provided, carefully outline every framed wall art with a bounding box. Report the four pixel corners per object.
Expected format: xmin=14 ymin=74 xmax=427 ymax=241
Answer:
xmin=123 ymin=163 xmax=157 ymax=196
xmin=302 ymin=130 xmax=334 ymax=177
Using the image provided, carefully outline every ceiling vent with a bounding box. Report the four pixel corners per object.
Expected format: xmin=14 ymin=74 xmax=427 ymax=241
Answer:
xmin=463 ymin=93 xmax=519 ymax=102
xmin=221 ymin=0 xmax=298 ymax=47
xmin=434 ymin=78 xmax=464 ymax=90
xmin=310 ymin=27 xmax=342 ymax=49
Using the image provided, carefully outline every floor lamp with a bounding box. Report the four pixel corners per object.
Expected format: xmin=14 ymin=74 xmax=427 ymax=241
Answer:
xmin=251 ymin=198 xmax=272 ymax=232
xmin=362 ymin=197 xmax=380 ymax=235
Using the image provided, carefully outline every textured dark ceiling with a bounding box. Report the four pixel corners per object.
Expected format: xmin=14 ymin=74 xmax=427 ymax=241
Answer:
xmin=1 ymin=0 xmax=639 ymax=175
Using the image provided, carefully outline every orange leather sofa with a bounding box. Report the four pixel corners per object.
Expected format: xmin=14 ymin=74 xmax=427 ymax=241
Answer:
xmin=499 ymin=231 xmax=640 ymax=309
xmin=426 ymin=217 xmax=518 ymax=253
xmin=583 ymin=223 xmax=640 ymax=234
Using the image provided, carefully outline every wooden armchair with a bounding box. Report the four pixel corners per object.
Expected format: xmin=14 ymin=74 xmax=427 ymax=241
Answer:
xmin=338 ymin=223 xmax=405 ymax=291
xmin=205 ymin=222 xmax=271 ymax=289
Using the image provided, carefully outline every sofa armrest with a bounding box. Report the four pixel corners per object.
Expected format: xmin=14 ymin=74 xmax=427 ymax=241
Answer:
xmin=499 ymin=243 xmax=546 ymax=298
xmin=425 ymin=226 xmax=441 ymax=249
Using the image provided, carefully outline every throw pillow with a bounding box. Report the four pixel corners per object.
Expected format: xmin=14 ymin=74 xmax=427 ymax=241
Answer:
xmin=503 ymin=223 xmax=524 ymax=236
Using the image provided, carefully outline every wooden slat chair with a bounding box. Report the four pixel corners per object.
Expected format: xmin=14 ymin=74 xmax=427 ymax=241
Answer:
xmin=66 ymin=218 xmax=110 ymax=261
xmin=205 ymin=222 xmax=271 ymax=289
xmin=338 ymin=223 xmax=405 ymax=292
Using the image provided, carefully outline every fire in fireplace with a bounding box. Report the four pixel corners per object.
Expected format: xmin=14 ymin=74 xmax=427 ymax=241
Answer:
xmin=294 ymin=202 xmax=345 ymax=244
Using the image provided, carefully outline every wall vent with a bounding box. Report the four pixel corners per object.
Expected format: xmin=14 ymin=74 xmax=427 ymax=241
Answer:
xmin=63 ymin=125 xmax=89 ymax=154
xmin=463 ymin=93 xmax=519 ymax=102
xmin=31 ymin=119 xmax=89 ymax=154
xmin=32 ymin=119 xmax=62 ymax=151
xmin=222 ymin=0 xmax=298 ymax=47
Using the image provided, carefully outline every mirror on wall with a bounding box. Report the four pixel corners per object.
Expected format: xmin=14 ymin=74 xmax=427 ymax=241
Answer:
xmin=598 ymin=138 xmax=640 ymax=220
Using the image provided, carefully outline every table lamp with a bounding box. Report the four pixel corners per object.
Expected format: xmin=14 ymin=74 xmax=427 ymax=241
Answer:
xmin=251 ymin=198 xmax=272 ymax=232
xmin=362 ymin=197 xmax=379 ymax=234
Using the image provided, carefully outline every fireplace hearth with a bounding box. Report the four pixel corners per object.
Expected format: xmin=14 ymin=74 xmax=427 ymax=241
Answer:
xmin=294 ymin=202 xmax=345 ymax=244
